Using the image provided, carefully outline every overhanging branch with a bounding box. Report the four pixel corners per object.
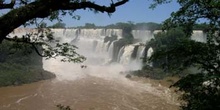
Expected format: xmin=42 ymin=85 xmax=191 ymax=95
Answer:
xmin=0 ymin=0 xmax=129 ymax=42
xmin=0 ymin=0 xmax=15 ymax=9
xmin=4 ymin=37 xmax=46 ymax=57
xmin=57 ymin=0 xmax=129 ymax=13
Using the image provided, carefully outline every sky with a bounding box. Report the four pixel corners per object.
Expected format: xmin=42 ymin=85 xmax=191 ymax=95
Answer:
xmin=59 ymin=0 xmax=180 ymax=27
xmin=1 ymin=0 xmax=180 ymax=27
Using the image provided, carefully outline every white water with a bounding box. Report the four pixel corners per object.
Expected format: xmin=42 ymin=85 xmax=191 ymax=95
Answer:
xmin=191 ymin=30 xmax=207 ymax=43
xmin=132 ymin=30 xmax=154 ymax=42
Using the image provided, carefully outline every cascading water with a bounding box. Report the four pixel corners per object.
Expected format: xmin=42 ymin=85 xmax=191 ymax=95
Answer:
xmin=117 ymin=46 xmax=125 ymax=62
xmin=117 ymin=43 xmax=145 ymax=70
xmin=191 ymin=30 xmax=206 ymax=43
xmin=132 ymin=30 xmax=154 ymax=42
xmin=105 ymin=29 xmax=123 ymax=39
xmin=119 ymin=45 xmax=135 ymax=65
xmin=146 ymin=47 xmax=154 ymax=67
xmin=135 ymin=45 xmax=146 ymax=67
xmin=7 ymin=28 xmax=208 ymax=76
xmin=107 ymin=40 xmax=118 ymax=62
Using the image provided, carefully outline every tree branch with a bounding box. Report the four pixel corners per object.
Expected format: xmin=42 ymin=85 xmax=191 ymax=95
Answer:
xmin=196 ymin=60 xmax=220 ymax=74
xmin=0 ymin=0 xmax=129 ymax=42
xmin=4 ymin=37 xmax=46 ymax=57
xmin=31 ymin=43 xmax=46 ymax=57
xmin=20 ymin=0 xmax=28 ymax=5
xmin=0 ymin=0 xmax=15 ymax=9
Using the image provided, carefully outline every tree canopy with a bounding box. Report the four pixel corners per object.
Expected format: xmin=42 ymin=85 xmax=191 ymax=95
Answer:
xmin=150 ymin=0 xmax=220 ymax=109
xmin=0 ymin=0 xmax=129 ymax=62
xmin=147 ymin=28 xmax=188 ymax=72
xmin=0 ymin=0 xmax=128 ymax=40
xmin=49 ymin=22 xmax=66 ymax=28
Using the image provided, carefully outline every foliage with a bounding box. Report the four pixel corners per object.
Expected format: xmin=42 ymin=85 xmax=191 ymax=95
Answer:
xmin=105 ymin=22 xmax=134 ymax=44
xmin=134 ymin=22 xmax=162 ymax=31
xmin=0 ymin=40 xmax=40 ymax=65
xmin=0 ymin=40 xmax=55 ymax=87
xmin=76 ymin=23 xmax=97 ymax=29
xmin=147 ymin=28 xmax=188 ymax=72
xmin=0 ymin=0 xmax=129 ymax=63
xmin=84 ymin=23 xmax=96 ymax=29
xmin=78 ymin=21 xmax=162 ymax=33
xmin=172 ymin=73 xmax=220 ymax=110
xmin=56 ymin=104 xmax=72 ymax=110
xmin=0 ymin=63 xmax=55 ymax=86
xmin=71 ymin=21 xmax=207 ymax=31
xmin=39 ymin=22 xmax=48 ymax=28
xmin=115 ymin=22 xmax=134 ymax=44
xmin=193 ymin=23 xmax=209 ymax=32
xmin=149 ymin=0 xmax=172 ymax=9
xmin=42 ymin=42 xmax=86 ymax=62
xmin=151 ymin=0 xmax=220 ymax=109
xmin=6 ymin=28 xmax=86 ymax=63
xmin=130 ymin=66 xmax=166 ymax=80
xmin=104 ymin=34 xmax=117 ymax=43
xmin=49 ymin=22 xmax=66 ymax=28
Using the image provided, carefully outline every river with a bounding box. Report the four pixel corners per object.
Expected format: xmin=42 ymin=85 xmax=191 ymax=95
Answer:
xmin=0 ymin=58 xmax=179 ymax=110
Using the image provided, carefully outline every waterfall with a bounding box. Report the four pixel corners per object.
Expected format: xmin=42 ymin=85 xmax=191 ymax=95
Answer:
xmin=119 ymin=45 xmax=135 ymax=64
xmin=107 ymin=40 xmax=117 ymax=60
xmin=94 ymin=40 xmax=104 ymax=53
xmin=103 ymin=41 xmax=110 ymax=52
xmin=105 ymin=29 xmax=123 ymax=39
xmin=153 ymin=30 xmax=162 ymax=36
xmin=117 ymin=46 xmax=125 ymax=62
xmin=8 ymin=28 xmax=208 ymax=70
xmin=78 ymin=29 xmax=105 ymax=39
xmin=52 ymin=29 xmax=76 ymax=43
xmin=147 ymin=47 xmax=154 ymax=67
xmin=191 ymin=30 xmax=206 ymax=43
xmin=132 ymin=30 xmax=154 ymax=42
xmin=147 ymin=47 xmax=153 ymax=58
xmin=135 ymin=45 xmax=146 ymax=63
xmin=50 ymin=28 xmax=123 ymax=43
xmin=117 ymin=44 xmax=144 ymax=70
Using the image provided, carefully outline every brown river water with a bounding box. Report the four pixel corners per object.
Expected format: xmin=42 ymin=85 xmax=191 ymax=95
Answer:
xmin=0 ymin=59 xmax=180 ymax=110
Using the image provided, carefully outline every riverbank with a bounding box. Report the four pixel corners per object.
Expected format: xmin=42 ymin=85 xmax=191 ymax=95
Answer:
xmin=0 ymin=64 xmax=56 ymax=87
xmin=127 ymin=75 xmax=179 ymax=88
xmin=124 ymin=68 xmax=180 ymax=88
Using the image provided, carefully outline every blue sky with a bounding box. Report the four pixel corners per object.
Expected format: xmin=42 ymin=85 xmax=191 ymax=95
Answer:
xmin=60 ymin=0 xmax=180 ymax=27
xmin=1 ymin=0 xmax=180 ymax=27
